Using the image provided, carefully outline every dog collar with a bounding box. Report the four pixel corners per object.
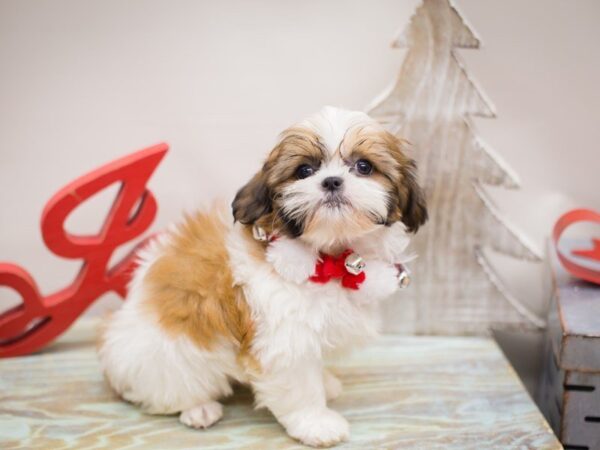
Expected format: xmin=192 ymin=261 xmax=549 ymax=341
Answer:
xmin=253 ymin=224 xmax=410 ymax=290
xmin=309 ymin=249 xmax=366 ymax=290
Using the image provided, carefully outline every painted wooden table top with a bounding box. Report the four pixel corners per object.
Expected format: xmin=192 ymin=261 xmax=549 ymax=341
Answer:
xmin=0 ymin=319 xmax=560 ymax=449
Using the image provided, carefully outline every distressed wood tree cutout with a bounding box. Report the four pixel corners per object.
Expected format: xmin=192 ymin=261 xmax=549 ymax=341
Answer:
xmin=368 ymin=0 xmax=542 ymax=334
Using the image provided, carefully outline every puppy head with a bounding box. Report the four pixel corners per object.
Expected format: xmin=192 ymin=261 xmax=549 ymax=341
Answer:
xmin=232 ymin=107 xmax=427 ymax=250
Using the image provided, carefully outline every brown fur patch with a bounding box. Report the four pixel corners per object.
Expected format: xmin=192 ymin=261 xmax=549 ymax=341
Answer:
xmin=264 ymin=127 xmax=327 ymax=185
xmin=343 ymin=126 xmax=427 ymax=232
xmin=232 ymin=127 xmax=326 ymax=238
xmin=142 ymin=207 xmax=259 ymax=371
xmin=341 ymin=125 xmax=405 ymax=183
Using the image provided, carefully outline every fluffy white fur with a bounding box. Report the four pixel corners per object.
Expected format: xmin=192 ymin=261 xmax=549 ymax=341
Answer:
xmin=229 ymin=224 xmax=408 ymax=446
xmin=99 ymin=107 xmax=416 ymax=448
xmin=280 ymin=156 xmax=391 ymax=250
xmin=99 ymin=238 xmax=247 ymax=419
xmin=100 ymin=223 xmax=411 ymax=445
xmin=302 ymin=106 xmax=370 ymax=155
xmin=278 ymin=107 xmax=397 ymax=251
xmin=266 ymin=237 xmax=318 ymax=284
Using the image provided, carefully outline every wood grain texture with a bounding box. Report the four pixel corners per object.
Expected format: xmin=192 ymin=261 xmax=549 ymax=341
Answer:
xmin=0 ymin=319 xmax=560 ymax=449
xmin=537 ymin=246 xmax=600 ymax=449
xmin=368 ymin=0 xmax=544 ymax=335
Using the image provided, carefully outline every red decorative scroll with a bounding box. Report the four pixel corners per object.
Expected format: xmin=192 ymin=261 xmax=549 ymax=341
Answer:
xmin=552 ymin=208 xmax=600 ymax=285
xmin=0 ymin=143 xmax=168 ymax=357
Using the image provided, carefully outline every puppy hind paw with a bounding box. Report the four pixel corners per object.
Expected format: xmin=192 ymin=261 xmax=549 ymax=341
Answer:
xmin=179 ymin=401 xmax=223 ymax=429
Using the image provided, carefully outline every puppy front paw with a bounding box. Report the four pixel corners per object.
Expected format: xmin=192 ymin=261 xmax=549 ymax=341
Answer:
xmin=283 ymin=408 xmax=349 ymax=448
xmin=179 ymin=401 xmax=223 ymax=429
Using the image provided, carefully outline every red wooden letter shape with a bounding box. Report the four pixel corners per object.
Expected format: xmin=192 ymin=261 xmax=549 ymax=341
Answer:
xmin=0 ymin=143 xmax=168 ymax=357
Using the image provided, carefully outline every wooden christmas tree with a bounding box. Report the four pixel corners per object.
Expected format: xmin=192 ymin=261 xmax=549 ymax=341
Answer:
xmin=368 ymin=0 xmax=542 ymax=334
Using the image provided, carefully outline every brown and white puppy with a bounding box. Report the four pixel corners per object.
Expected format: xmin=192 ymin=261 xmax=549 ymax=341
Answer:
xmin=99 ymin=106 xmax=427 ymax=447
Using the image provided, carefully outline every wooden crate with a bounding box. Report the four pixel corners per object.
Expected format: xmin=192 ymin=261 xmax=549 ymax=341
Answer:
xmin=538 ymin=243 xmax=600 ymax=450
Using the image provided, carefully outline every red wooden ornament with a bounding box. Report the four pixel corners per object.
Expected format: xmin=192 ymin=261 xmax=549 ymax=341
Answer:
xmin=552 ymin=208 xmax=600 ymax=286
xmin=0 ymin=143 xmax=168 ymax=357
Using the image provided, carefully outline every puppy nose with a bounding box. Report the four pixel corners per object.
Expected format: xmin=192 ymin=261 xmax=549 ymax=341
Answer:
xmin=321 ymin=176 xmax=344 ymax=191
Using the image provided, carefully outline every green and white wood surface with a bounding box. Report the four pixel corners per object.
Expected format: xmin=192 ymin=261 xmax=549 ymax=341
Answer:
xmin=0 ymin=319 xmax=560 ymax=449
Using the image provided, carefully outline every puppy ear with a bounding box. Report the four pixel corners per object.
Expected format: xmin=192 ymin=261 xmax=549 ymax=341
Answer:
xmin=398 ymin=161 xmax=428 ymax=233
xmin=232 ymin=170 xmax=272 ymax=224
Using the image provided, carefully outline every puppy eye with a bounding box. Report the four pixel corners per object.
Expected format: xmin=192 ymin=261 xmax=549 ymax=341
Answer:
xmin=355 ymin=159 xmax=373 ymax=176
xmin=296 ymin=164 xmax=315 ymax=179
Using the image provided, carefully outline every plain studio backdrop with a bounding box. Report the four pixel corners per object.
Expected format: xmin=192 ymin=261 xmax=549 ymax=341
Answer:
xmin=1 ymin=0 xmax=599 ymax=390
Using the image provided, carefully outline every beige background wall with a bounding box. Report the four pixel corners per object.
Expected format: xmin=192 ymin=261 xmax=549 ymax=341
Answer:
xmin=1 ymin=0 xmax=599 ymax=376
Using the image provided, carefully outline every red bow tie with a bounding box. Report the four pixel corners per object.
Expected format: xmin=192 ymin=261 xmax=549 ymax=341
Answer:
xmin=309 ymin=249 xmax=366 ymax=290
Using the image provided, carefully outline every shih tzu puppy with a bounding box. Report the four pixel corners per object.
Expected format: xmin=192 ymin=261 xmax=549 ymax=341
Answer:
xmin=98 ymin=106 xmax=427 ymax=447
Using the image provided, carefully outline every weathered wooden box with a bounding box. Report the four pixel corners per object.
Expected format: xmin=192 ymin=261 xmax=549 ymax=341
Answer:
xmin=538 ymin=244 xmax=600 ymax=450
